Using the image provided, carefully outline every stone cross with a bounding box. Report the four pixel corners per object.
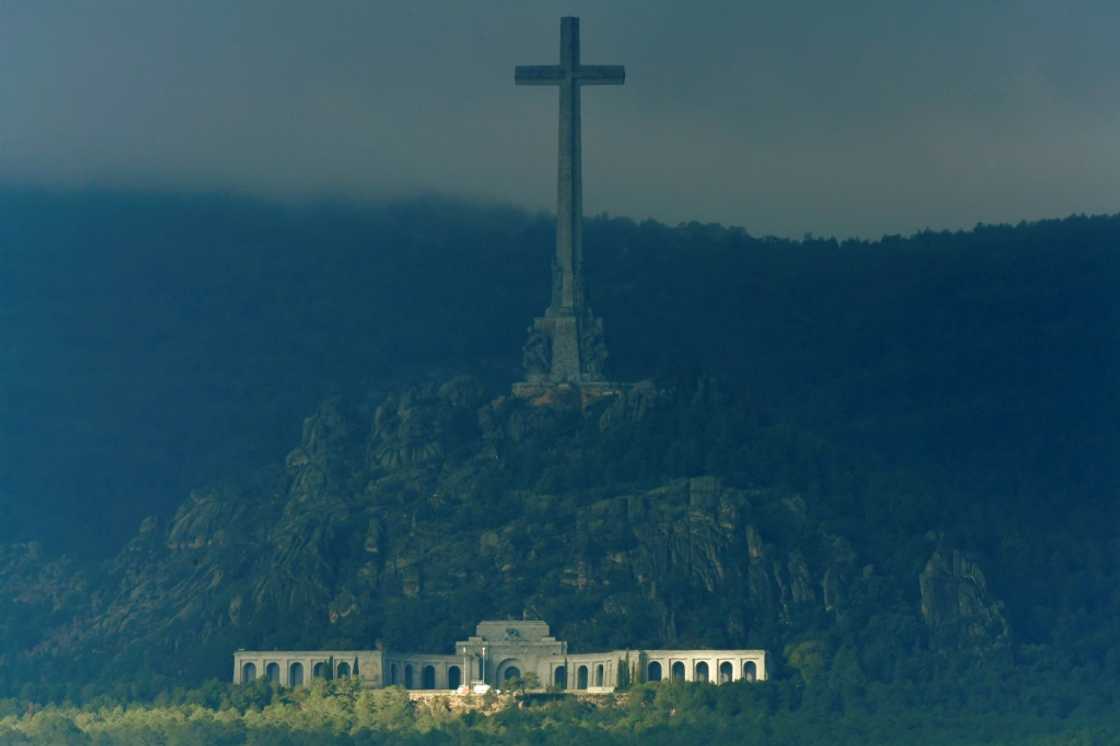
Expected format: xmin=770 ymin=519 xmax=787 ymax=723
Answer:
xmin=515 ymin=17 xmax=624 ymax=384
xmin=516 ymin=17 xmax=624 ymax=313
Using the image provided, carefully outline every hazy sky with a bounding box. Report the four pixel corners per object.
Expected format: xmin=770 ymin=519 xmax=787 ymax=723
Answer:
xmin=2 ymin=1 xmax=1117 ymax=237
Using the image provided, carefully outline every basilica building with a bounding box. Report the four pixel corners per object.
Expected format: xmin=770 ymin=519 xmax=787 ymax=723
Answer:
xmin=234 ymin=620 xmax=766 ymax=692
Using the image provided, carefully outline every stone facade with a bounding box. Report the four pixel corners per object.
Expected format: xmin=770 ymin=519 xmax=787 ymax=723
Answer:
xmin=233 ymin=620 xmax=766 ymax=692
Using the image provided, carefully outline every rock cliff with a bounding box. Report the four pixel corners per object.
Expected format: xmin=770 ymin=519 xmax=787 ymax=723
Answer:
xmin=1 ymin=377 xmax=1015 ymax=688
xmin=919 ymin=547 xmax=1010 ymax=651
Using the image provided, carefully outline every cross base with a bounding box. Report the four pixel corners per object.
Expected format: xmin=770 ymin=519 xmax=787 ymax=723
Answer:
xmin=511 ymin=380 xmax=628 ymax=410
xmin=519 ymin=307 xmax=609 ymax=386
xmin=535 ymin=314 xmax=582 ymax=382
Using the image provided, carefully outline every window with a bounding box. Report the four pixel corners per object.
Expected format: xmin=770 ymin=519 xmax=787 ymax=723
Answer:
xmin=422 ymin=665 xmax=436 ymax=690
xmin=718 ymin=661 xmax=733 ymax=684
xmin=289 ymin=662 xmax=304 ymax=687
xmin=744 ymin=661 xmax=757 ymax=682
xmin=448 ymin=665 xmax=462 ymax=690
xmin=595 ymin=664 xmax=605 ymax=687
xmin=694 ymin=661 xmax=709 ymax=683
xmin=404 ymin=664 xmax=414 ymax=689
xmin=671 ymin=661 xmax=685 ymax=681
xmin=553 ymin=665 xmax=567 ymax=689
xmin=266 ymin=662 xmax=280 ymax=683
xmin=647 ymin=661 xmax=662 ymax=682
xmin=241 ymin=662 xmax=257 ymax=682
xmin=577 ymin=665 xmax=589 ymax=690
xmin=337 ymin=662 xmax=351 ymax=679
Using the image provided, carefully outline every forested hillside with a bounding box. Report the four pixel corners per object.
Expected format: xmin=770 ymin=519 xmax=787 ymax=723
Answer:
xmin=1 ymin=189 xmax=1117 ymax=737
xmin=4 ymin=188 xmax=1114 ymax=558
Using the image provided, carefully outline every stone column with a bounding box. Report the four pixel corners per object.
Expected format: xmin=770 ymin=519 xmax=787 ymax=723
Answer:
xmin=554 ymin=17 xmax=581 ymax=314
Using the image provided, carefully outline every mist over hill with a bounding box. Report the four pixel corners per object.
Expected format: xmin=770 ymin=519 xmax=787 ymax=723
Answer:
xmin=1 ymin=187 xmax=1117 ymax=710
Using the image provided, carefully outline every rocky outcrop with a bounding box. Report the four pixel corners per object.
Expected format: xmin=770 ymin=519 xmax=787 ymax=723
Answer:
xmin=368 ymin=377 xmax=486 ymax=469
xmin=0 ymin=376 xmax=1015 ymax=687
xmin=919 ymin=547 xmax=1010 ymax=650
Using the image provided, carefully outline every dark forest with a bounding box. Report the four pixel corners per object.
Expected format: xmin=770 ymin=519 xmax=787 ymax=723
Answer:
xmin=1 ymin=188 xmax=1117 ymax=744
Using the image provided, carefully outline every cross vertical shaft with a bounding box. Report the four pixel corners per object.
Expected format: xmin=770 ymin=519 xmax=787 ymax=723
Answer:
xmin=556 ymin=17 xmax=581 ymax=312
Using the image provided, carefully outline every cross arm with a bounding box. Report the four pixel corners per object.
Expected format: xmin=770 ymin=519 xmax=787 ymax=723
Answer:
xmin=576 ymin=65 xmax=625 ymax=85
xmin=515 ymin=65 xmax=563 ymax=85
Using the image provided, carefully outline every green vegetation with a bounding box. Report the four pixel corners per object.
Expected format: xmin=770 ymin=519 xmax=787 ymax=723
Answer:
xmin=1 ymin=190 xmax=1117 ymax=742
xmin=1 ymin=677 xmax=1118 ymax=745
xmin=4 ymin=190 xmax=1115 ymax=561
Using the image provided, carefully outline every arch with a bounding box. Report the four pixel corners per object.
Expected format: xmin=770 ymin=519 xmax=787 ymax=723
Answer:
xmin=241 ymin=662 xmax=257 ymax=682
xmin=718 ymin=661 xmax=733 ymax=684
xmin=265 ymin=662 xmax=280 ymax=683
xmin=289 ymin=662 xmax=304 ymax=687
xmin=577 ymin=665 xmax=589 ymax=690
xmin=422 ymin=665 xmax=436 ymax=690
xmin=671 ymin=661 xmax=685 ymax=681
xmin=389 ymin=663 xmax=398 ymax=686
xmin=553 ymin=665 xmax=567 ymax=689
xmin=743 ymin=661 xmax=757 ymax=682
xmin=312 ymin=662 xmax=326 ymax=679
xmin=695 ymin=661 xmax=709 ymax=683
xmin=337 ymin=661 xmax=351 ymax=679
xmin=404 ymin=664 xmax=414 ymax=689
xmin=448 ymin=665 xmax=462 ymax=690
xmin=647 ymin=661 xmax=662 ymax=682
xmin=496 ymin=659 xmax=524 ymax=685
xmin=595 ymin=664 xmax=605 ymax=688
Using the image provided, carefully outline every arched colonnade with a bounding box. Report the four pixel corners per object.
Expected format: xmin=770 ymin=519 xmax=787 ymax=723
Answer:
xmin=385 ymin=658 xmax=463 ymax=690
xmin=644 ymin=657 xmax=761 ymax=684
xmin=236 ymin=655 xmax=361 ymax=688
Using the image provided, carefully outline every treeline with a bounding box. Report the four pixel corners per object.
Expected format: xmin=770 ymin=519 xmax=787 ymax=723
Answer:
xmin=1 ymin=677 xmax=1118 ymax=745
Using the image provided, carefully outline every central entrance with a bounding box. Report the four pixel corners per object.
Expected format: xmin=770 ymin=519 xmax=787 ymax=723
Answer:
xmin=496 ymin=659 xmax=524 ymax=685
